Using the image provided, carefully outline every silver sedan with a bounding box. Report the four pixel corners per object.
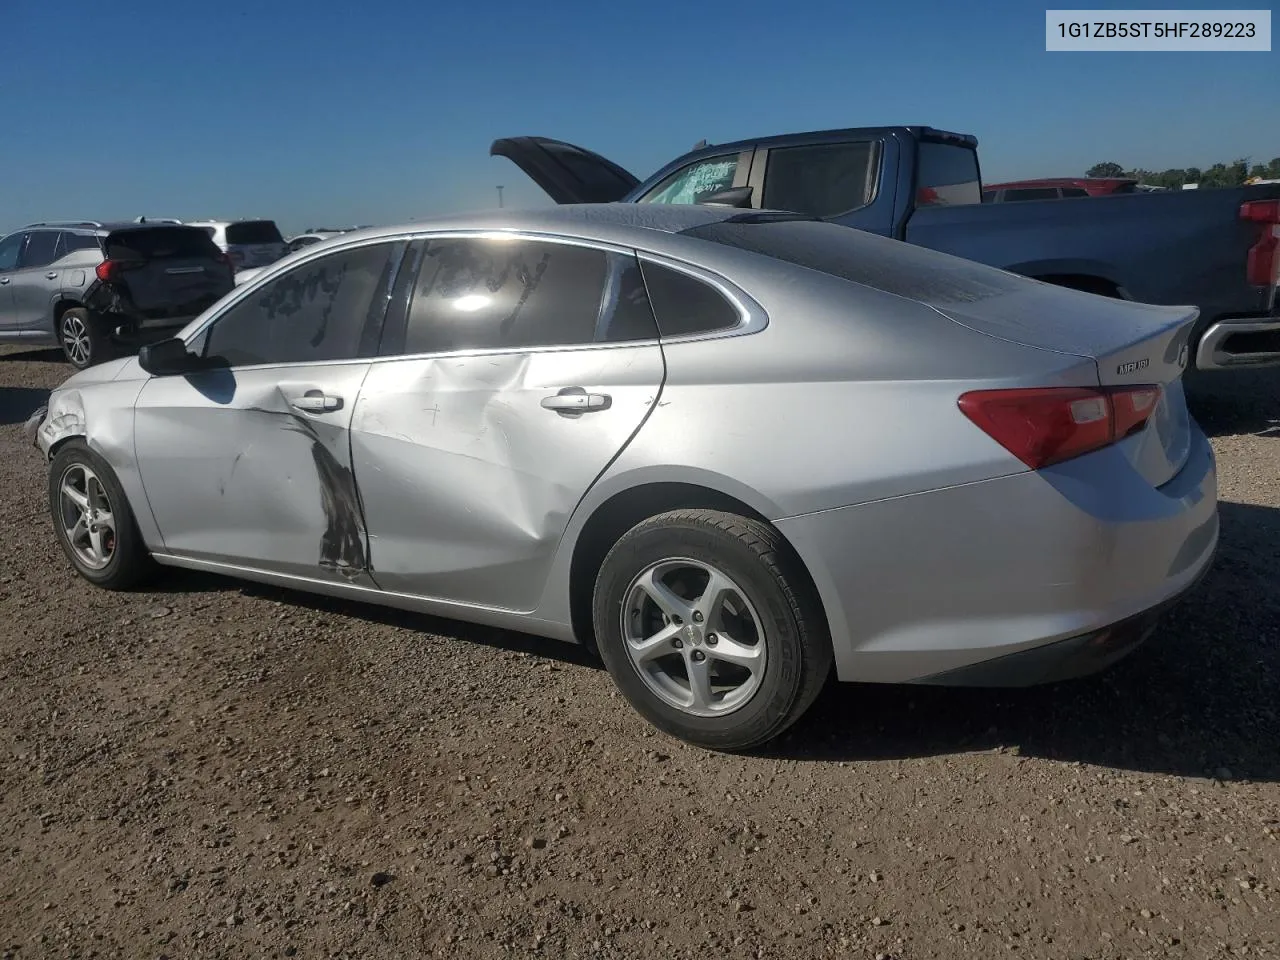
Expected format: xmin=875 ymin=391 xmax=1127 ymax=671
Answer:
xmin=27 ymin=205 xmax=1218 ymax=750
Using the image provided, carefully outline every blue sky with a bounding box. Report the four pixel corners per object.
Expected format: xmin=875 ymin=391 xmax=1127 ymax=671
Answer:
xmin=0 ymin=0 xmax=1274 ymax=234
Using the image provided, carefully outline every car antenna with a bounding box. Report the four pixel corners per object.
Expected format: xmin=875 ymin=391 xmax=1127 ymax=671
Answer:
xmin=693 ymin=139 xmax=710 ymax=149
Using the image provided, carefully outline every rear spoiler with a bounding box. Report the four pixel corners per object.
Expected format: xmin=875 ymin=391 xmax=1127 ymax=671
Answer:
xmin=920 ymin=127 xmax=979 ymax=149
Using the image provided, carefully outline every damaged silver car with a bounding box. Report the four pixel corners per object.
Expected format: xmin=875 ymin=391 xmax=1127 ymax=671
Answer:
xmin=28 ymin=205 xmax=1217 ymax=751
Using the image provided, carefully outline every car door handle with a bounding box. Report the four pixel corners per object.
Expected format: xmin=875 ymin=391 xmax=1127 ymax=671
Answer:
xmin=45 ymin=271 xmax=58 ymax=280
xmin=541 ymin=388 xmax=611 ymax=413
xmin=0 ymin=278 xmax=9 ymax=285
xmin=289 ymin=393 xmax=344 ymax=413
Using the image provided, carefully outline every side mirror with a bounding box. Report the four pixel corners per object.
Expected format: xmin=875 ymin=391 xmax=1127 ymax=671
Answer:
xmin=697 ymin=186 xmax=754 ymax=208
xmin=138 ymin=337 xmax=201 ymax=376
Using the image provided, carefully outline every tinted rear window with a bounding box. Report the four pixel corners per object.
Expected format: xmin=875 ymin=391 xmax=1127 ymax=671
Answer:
xmin=762 ymin=141 xmax=879 ymax=217
xmin=680 ymin=218 xmax=1026 ymax=306
xmin=226 ymin=221 xmax=284 ymax=245
xmin=105 ymin=227 xmax=222 ymax=261
xmin=1062 ymin=187 xmax=1090 ymax=198
xmin=916 ymin=142 xmax=982 ymax=206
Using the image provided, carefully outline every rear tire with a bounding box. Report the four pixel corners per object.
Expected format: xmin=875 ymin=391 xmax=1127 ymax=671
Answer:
xmin=59 ymin=307 xmax=117 ymax=370
xmin=592 ymin=509 xmax=832 ymax=752
xmin=48 ymin=440 xmax=156 ymax=590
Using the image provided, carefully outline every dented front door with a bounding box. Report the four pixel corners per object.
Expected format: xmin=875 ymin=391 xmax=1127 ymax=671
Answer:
xmin=133 ymin=362 xmax=376 ymax=584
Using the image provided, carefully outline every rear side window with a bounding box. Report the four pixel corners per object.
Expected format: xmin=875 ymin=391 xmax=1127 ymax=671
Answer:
xmin=20 ymin=231 xmax=60 ymax=268
xmin=398 ymin=238 xmax=657 ymax=354
xmin=1003 ymin=187 xmax=1060 ymax=202
xmin=763 ymin=141 xmax=879 ymax=217
xmin=916 ymin=142 xmax=982 ymax=206
xmin=205 ymin=242 xmax=397 ymax=366
xmin=56 ymin=232 xmax=102 ymax=258
xmin=1061 ymin=187 xmax=1090 ymax=198
xmin=106 ymin=227 xmax=221 ymax=261
xmin=226 ymin=221 xmax=284 ymax=245
xmin=639 ymin=261 xmax=741 ymax=337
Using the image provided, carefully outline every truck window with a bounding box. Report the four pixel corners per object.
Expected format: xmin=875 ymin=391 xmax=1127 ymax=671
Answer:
xmin=762 ymin=141 xmax=879 ymax=217
xmin=1003 ymin=187 xmax=1060 ymax=202
xmin=916 ymin=142 xmax=982 ymax=206
xmin=1061 ymin=187 xmax=1090 ymax=198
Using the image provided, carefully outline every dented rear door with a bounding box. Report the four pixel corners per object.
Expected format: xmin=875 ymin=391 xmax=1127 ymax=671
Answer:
xmin=350 ymin=236 xmax=665 ymax=611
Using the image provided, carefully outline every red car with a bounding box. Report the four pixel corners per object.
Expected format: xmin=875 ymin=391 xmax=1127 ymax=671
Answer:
xmin=982 ymin=177 xmax=1140 ymax=202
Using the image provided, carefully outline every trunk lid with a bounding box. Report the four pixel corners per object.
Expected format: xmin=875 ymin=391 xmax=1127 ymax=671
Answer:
xmin=934 ymin=284 xmax=1198 ymax=487
xmin=95 ymin=226 xmax=235 ymax=319
xmin=490 ymin=136 xmax=641 ymax=204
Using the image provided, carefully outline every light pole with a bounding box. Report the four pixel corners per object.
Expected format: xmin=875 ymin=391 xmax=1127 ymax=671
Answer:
xmin=496 ymin=185 xmax=504 ymax=208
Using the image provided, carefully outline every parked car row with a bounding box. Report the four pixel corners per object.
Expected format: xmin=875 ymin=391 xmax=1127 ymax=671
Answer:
xmin=0 ymin=216 xmax=332 ymax=368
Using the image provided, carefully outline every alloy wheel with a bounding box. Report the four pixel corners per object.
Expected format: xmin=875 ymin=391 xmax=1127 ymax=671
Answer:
xmin=57 ymin=463 xmax=117 ymax=570
xmin=620 ymin=558 xmax=768 ymax=718
xmin=61 ymin=314 xmax=91 ymax=367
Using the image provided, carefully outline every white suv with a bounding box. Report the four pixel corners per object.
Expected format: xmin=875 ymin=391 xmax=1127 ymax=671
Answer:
xmin=185 ymin=219 xmax=289 ymax=272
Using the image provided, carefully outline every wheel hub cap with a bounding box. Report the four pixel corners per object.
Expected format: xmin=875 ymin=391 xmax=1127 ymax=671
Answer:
xmin=621 ymin=558 xmax=767 ymax=719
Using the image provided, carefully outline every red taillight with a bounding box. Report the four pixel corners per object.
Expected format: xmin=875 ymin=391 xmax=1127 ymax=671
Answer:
xmin=1241 ymin=199 xmax=1280 ymax=287
xmin=95 ymin=260 xmax=118 ymax=282
xmin=957 ymin=385 xmax=1162 ymax=470
xmin=1241 ymin=199 xmax=1280 ymax=224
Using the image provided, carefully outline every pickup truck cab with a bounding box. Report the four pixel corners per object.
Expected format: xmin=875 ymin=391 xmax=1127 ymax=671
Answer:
xmin=493 ymin=127 xmax=1280 ymax=374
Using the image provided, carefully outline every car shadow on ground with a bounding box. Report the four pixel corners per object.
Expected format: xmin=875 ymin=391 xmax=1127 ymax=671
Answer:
xmin=1186 ymin=367 xmax=1280 ymax=437
xmin=0 ymin=387 xmax=51 ymax=426
xmin=149 ymin=501 xmax=1279 ymax=782
xmin=771 ymin=499 xmax=1280 ymax=782
xmin=0 ymin=346 xmax=64 ymax=364
xmin=152 ymin=570 xmax=605 ymax=670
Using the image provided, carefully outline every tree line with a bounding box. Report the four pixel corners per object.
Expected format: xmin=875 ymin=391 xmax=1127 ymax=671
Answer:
xmin=1086 ymin=157 xmax=1280 ymax=188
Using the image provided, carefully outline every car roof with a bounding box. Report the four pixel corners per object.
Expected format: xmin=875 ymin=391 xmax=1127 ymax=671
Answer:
xmin=20 ymin=221 xmax=207 ymax=235
xmin=340 ymin=203 xmax=759 ymax=245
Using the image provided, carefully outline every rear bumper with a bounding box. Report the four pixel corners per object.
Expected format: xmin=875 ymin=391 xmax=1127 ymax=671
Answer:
xmin=912 ymin=579 xmax=1201 ymax=687
xmin=1195 ymin=314 xmax=1280 ymax=370
xmin=775 ymin=427 xmax=1219 ymax=686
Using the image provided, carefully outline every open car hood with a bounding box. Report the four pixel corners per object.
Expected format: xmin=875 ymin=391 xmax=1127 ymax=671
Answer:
xmin=490 ymin=136 xmax=641 ymax=205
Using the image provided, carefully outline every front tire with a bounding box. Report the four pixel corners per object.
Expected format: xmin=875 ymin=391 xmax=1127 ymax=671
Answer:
xmin=592 ymin=509 xmax=832 ymax=751
xmin=48 ymin=440 xmax=155 ymax=590
xmin=59 ymin=307 xmax=117 ymax=370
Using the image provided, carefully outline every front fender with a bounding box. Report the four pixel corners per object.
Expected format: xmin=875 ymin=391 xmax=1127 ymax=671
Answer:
xmin=32 ymin=379 xmax=163 ymax=550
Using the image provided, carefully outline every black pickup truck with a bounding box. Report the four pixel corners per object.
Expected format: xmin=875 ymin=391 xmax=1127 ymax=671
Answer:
xmin=492 ymin=127 xmax=1280 ymax=375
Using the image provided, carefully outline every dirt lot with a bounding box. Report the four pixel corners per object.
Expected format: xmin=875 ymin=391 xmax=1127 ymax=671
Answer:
xmin=1 ymin=344 xmax=1277 ymax=960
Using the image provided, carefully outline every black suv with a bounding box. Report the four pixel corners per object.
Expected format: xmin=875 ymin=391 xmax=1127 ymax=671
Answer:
xmin=0 ymin=220 xmax=236 ymax=369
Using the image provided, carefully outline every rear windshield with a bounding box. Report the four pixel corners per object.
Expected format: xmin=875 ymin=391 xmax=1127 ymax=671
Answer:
xmin=105 ymin=226 xmax=222 ymax=261
xmin=226 ymin=221 xmax=284 ymax=245
xmin=916 ymin=142 xmax=982 ymax=206
xmin=680 ymin=218 xmax=1026 ymax=306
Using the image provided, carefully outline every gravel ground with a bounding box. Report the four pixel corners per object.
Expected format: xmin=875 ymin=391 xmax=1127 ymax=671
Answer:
xmin=1 ymin=343 xmax=1277 ymax=960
